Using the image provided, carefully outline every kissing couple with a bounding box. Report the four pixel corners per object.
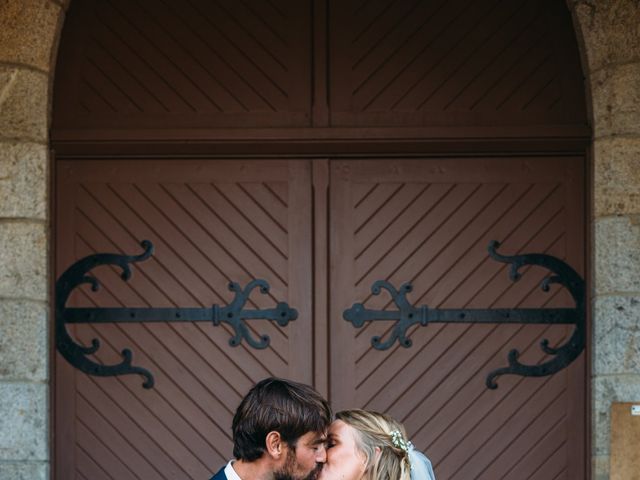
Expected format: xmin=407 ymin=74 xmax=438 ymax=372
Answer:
xmin=210 ymin=377 xmax=436 ymax=480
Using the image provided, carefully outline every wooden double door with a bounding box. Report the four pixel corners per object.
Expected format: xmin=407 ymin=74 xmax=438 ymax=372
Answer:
xmin=55 ymin=156 xmax=585 ymax=479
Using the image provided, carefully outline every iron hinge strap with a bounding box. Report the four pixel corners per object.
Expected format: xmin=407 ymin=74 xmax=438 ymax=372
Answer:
xmin=56 ymin=240 xmax=297 ymax=389
xmin=343 ymin=241 xmax=586 ymax=390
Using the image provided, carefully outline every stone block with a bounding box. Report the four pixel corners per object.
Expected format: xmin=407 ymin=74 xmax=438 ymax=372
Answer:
xmin=0 ymin=222 xmax=47 ymax=301
xmin=591 ymin=63 xmax=640 ymax=138
xmin=594 ymin=137 xmax=640 ymax=217
xmin=594 ymin=296 xmax=640 ymax=375
xmin=0 ymin=0 xmax=62 ymax=72
xmin=0 ymin=300 xmax=47 ymax=382
xmin=593 ymin=374 xmax=640 ymax=456
xmin=0 ymin=142 xmax=47 ymax=219
xmin=0 ymin=461 xmax=47 ymax=480
xmin=592 ymin=455 xmax=609 ymax=480
xmin=0 ymin=67 xmax=48 ymax=142
xmin=573 ymin=0 xmax=640 ymax=72
xmin=595 ymin=216 xmax=640 ymax=294
xmin=0 ymin=383 xmax=47 ymax=461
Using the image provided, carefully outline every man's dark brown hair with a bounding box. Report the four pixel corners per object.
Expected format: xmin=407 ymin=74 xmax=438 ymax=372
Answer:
xmin=232 ymin=377 xmax=332 ymax=461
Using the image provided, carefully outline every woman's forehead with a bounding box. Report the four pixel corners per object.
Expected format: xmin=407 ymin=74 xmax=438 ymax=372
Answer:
xmin=329 ymin=419 xmax=353 ymax=438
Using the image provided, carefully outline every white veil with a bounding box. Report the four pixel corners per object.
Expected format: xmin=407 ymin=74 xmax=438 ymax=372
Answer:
xmin=408 ymin=444 xmax=436 ymax=480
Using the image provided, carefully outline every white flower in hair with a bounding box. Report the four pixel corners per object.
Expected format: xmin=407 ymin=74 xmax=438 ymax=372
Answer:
xmin=390 ymin=430 xmax=410 ymax=453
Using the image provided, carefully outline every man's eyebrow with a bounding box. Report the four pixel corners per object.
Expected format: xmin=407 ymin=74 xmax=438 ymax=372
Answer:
xmin=310 ymin=434 xmax=328 ymax=445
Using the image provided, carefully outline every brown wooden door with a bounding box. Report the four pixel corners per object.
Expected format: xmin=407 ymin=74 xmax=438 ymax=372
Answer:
xmin=55 ymin=159 xmax=313 ymax=479
xmin=329 ymin=157 xmax=585 ymax=479
xmin=56 ymin=156 xmax=585 ymax=479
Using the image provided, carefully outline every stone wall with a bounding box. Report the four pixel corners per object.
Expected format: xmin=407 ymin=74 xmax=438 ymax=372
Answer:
xmin=0 ymin=0 xmax=64 ymax=478
xmin=569 ymin=1 xmax=640 ymax=478
xmin=0 ymin=0 xmax=638 ymax=479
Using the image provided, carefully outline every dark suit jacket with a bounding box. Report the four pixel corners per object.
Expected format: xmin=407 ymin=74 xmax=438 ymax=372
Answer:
xmin=210 ymin=466 xmax=227 ymax=480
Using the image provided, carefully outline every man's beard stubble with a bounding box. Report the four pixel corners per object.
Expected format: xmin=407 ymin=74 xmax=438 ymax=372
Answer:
xmin=274 ymin=448 xmax=323 ymax=480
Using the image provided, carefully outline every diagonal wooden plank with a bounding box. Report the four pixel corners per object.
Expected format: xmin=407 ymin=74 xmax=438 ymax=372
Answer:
xmin=415 ymin=0 xmax=527 ymax=111
xmin=264 ymin=181 xmax=288 ymax=208
xmin=76 ymin=446 xmax=114 ymax=480
xmin=448 ymin=379 xmax=566 ymax=480
xmin=353 ymin=183 xmax=379 ymax=209
xmin=97 ymin=0 xmax=224 ymax=112
xmin=354 ymin=183 xmax=478 ymax=297
xmin=207 ymin=183 xmax=289 ymax=258
xmin=426 ymin=184 xmax=561 ymax=308
xmin=360 ymin=0 xmax=486 ymax=111
xmin=351 ymin=0 xmax=424 ymax=70
xmin=78 ymin=184 xmax=222 ymax=305
xmin=480 ymin=417 xmax=566 ymax=479
xmin=77 ymin=394 xmax=173 ymax=480
xmin=442 ymin=0 xmax=540 ymax=110
xmin=355 ymin=182 xmax=497 ymax=306
xmin=76 ymin=422 xmax=138 ymax=480
xmin=354 ymin=182 xmax=403 ymax=231
xmin=413 ymin=184 xmax=555 ymax=307
xmin=408 ymin=324 xmax=559 ymax=452
xmin=355 ymin=183 xmax=429 ymax=258
xmin=156 ymin=183 xmax=289 ymax=296
xmin=77 ymin=323 xmax=234 ymax=461
xmin=239 ymin=182 xmax=288 ymax=230
xmin=350 ymin=0 xmax=466 ymax=103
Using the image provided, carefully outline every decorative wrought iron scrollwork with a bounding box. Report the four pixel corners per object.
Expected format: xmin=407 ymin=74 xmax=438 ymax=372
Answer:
xmin=343 ymin=240 xmax=585 ymax=389
xmin=56 ymin=240 xmax=298 ymax=388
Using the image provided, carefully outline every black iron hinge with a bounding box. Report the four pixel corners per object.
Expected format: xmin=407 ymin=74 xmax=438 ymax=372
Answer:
xmin=343 ymin=241 xmax=585 ymax=389
xmin=56 ymin=240 xmax=297 ymax=388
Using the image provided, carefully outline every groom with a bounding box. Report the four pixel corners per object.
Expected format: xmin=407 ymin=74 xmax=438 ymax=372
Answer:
xmin=210 ymin=377 xmax=332 ymax=480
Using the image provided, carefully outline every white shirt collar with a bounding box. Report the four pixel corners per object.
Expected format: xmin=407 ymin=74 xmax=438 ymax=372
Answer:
xmin=224 ymin=460 xmax=243 ymax=480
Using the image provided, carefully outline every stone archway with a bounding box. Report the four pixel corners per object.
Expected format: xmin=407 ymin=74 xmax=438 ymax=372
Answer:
xmin=0 ymin=1 xmax=639 ymax=479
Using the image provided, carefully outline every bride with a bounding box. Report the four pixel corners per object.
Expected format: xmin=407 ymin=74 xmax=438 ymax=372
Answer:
xmin=319 ymin=409 xmax=436 ymax=480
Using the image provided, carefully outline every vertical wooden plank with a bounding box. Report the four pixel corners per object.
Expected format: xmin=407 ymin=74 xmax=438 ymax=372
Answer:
xmin=312 ymin=159 xmax=329 ymax=396
xmin=565 ymin=156 xmax=587 ymax=480
xmin=312 ymin=0 xmax=329 ymax=127
xmin=329 ymin=160 xmax=356 ymax=410
xmin=288 ymin=160 xmax=314 ymax=382
xmin=55 ymin=160 xmax=77 ymax=480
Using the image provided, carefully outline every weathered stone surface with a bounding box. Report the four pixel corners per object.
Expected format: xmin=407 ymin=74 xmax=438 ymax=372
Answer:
xmin=0 ymin=0 xmax=62 ymax=72
xmin=594 ymin=137 xmax=640 ymax=217
xmin=592 ymin=455 xmax=609 ymax=480
xmin=572 ymin=0 xmax=640 ymax=72
xmin=0 ymin=223 xmax=47 ymax=301
xmin=50 ymin=0 xmax=70 ymax=10
xmin=593 ymin=375 xmax=640 ymax=456
xmin=0 ymin=143 xmax=47 ymax=219
xmin=0 ymin=461 xmax=48 ymax=480
xmin=591 ymin=62 xmax=640 ymax=138
xmin=0 ymin=67 xmax=48 ymax=142
xmin=0 ymin=383 xmax=47 ymax=460
xmin=594 ymin=296 xmax=640 ymax=375
xmin=0 ymin=301 xmax=47 ymax=382
xmin=595 ymin=216 xmax=640 ymax=294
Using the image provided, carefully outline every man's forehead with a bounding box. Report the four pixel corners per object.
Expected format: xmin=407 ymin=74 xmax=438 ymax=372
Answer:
xmin=300 ymin=430 xmax=327 ymax=444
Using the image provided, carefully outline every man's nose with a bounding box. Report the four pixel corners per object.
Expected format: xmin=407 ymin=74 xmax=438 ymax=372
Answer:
xmin=315 ymin=444 xmax=327 ymax=463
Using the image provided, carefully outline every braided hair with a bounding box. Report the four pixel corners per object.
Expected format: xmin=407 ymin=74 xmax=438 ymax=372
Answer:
xmin=335 ymin=410 xmax=411 ymax=480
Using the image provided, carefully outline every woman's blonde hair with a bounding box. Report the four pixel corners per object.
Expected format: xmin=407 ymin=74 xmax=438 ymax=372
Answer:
xmin=335 ymin=409 xmax=411 ymax=480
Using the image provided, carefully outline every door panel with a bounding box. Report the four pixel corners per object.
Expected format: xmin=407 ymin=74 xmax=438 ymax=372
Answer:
xmin=56 ymin=156 xmax=585 ymax=480
xmin=329 ymin=157 xmax=585 ymax=479
xmin=55 ymin=159 xmax=312 ymax=479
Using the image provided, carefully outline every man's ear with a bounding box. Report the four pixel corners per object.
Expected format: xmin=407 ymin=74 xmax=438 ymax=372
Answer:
xmin=265 ymin=431 xmax=284 ymax=459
